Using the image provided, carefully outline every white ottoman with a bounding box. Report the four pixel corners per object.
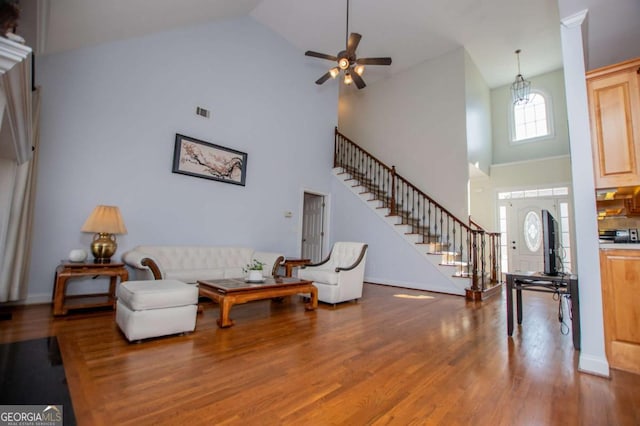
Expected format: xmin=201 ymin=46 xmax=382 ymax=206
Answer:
xmin=116 ymin=279 xmax=198 ymax=342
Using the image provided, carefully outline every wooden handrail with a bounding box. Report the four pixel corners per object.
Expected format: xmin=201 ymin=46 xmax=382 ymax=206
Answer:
xmin=334 ymin=128 xmax=503 ymax=296
xmin=394 ymin=171 xmax=470 ymax=232
xmin=334 ymin=127 xmax=393 ymax=173
xmin=469 ymin=219 xmax=499 ymax=237
xmin=336 ymin=128 xmax=470 ymax=233
xmin=469 ymin=217 xmax=485 ymax=231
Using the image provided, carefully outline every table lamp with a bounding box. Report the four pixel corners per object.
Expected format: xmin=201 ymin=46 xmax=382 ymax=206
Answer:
xmin=81 ymin=205 xmax=127 ymax=263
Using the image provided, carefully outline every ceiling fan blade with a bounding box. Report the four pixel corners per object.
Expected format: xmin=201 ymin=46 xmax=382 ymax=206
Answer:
xmin=351 ymin=71 xmax=366 ymax=89
xmin=315 ymin=71 xmax=332 ymax=85
xmin=357 ymin=57 xmax=392 ymax=66
xmin=346 ymin=33 xmax=362 ymax=57
xmin=305 ymin=51 xmax=338 ymax=61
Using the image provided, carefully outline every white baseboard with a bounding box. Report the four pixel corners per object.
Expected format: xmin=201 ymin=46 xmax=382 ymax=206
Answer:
xmin=578 ymin=353 xmax=610 ymax=377
xmin=3 ymin=293 xmax=51 ymax=306
xmin=364 ymin=276 xmax=465 ymax=296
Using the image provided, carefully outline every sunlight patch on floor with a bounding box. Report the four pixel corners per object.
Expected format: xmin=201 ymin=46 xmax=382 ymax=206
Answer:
xmin=393 ymin=294 xmax=434 ymax=300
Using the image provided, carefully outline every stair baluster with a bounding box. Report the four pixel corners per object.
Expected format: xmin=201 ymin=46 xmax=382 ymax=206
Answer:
xmin=333 ymin=127 xmax=502 ymax=299
xmin=391 ymin=166 xmax=397 ymax=216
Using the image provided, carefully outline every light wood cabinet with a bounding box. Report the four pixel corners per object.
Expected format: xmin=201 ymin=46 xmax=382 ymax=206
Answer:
xmin=587 ymin=58 xmax=640 ymax=188
xmin=599 ymin=248 xmax=640 ymax=375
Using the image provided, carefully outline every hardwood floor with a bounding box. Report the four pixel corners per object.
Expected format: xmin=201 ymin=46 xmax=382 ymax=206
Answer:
xmin=1 ymin=283 xmax=639 ymax=425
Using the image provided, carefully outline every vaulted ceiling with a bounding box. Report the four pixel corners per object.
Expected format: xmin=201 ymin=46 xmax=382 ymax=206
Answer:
xmin=20 ymin=0 xmax=565 ymax=89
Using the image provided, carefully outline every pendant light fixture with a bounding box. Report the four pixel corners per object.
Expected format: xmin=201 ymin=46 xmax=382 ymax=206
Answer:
xmin=511 ymin=49 xmax=531 ymax=105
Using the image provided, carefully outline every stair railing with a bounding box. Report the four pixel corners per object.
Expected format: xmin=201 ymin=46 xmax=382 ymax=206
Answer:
xmin=469 ymin=217 xmax=502 ymax=284
xmin=334 ymin=128 xmax=502 ymax=294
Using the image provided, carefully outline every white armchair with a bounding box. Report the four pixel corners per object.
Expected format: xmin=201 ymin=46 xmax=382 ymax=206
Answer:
xmin=297 ymin=242 xmax=368 ymax=305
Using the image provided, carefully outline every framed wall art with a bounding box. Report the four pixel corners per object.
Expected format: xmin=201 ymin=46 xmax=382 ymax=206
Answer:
xmin=172 ymin=134 xmax=248 ymax=186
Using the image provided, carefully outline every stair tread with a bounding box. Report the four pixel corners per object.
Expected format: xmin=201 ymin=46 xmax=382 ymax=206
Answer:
xmin=336 ymin=159 xmax=498 ymax=295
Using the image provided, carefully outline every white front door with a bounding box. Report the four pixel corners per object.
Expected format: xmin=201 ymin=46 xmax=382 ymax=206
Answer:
xmin=301 ymin=193 xmax=324 ymax=262
xmin=505 ymin=198 xmax=559 ymax=273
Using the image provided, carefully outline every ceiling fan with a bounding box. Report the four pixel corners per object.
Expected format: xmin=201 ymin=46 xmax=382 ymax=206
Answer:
xmin=304 ymin=0 xmax=392 ymax=90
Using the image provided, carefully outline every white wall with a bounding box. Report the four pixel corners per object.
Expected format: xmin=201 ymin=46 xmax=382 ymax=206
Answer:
xmin=464 ymin=51 xmax=492 ymax=176
xmin=330 ymin=175 xmax=459 ymax=293
xmin=28 ymin=17 xmax=338 ymax=301
xmin=491 ymin=69 xmax=570 ymax=164
xmin=470 ymin=156 xmax=573 ymax=230
xmin=338 ymin=48 xmax=469 ymax=221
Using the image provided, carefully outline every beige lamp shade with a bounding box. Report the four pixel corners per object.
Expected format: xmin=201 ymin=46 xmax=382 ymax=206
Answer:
xmin=81 ymin=205 xmax=128 ymax=235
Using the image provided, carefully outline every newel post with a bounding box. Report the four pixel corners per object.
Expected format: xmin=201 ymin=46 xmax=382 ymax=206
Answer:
xmin=390 ymin=166 xmax=397 ymax=216
xmin=490 ymin=234 xmax=498 ymax=283
xmin=334 ymin=127 xmax=339 ymax=168
xmin=471 ymin=230 xmax=480 ymax=291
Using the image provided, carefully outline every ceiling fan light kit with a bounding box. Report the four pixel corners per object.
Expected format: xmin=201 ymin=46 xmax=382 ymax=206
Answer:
xmin=304 ymin=0 xmax=391 ymax=90
xmin=344 ymin=72 xmax=353 ymax=85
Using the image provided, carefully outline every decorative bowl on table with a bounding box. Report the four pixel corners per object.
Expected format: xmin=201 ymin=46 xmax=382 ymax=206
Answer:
xmin=68 ymin=249 xmax=88 ymax=262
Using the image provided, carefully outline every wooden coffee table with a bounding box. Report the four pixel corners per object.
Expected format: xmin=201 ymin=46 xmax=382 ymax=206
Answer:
xmin=197 ymin=277 xmax=317 ymax=328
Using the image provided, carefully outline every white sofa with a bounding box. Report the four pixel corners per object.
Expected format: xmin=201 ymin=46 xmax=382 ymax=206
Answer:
xmin=121 ymin=246 xmax=285 ymax=283
xmin=297 ymin=242 xmax=368 ymax=305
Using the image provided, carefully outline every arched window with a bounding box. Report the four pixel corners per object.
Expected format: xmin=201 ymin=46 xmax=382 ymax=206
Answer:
xmin=510 ymin=92 xmax=552 ymax=142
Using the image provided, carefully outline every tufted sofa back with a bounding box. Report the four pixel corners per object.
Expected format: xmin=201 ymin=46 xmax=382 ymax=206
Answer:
xmin=134 ymin=246 xmax=254 ymax=271
xmin=326 ymin=242 xmax=366 ymax=268
xmin=123 ymin=246 xmax=259 ymax=283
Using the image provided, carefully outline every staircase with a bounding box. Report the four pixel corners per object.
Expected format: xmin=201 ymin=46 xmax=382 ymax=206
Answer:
xmin=333 ymin=128 xmax=502 ymax=299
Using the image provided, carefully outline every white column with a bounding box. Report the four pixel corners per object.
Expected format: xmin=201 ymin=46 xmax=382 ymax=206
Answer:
xmin=560 ymin=9 xmax=610 ymax=377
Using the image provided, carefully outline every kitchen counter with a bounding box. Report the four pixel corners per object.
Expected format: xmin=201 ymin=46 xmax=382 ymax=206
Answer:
xmin=600 ymin=243 xmax=640 ymax=250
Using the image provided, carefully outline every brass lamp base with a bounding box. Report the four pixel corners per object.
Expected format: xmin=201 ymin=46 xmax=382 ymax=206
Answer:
xmin=90 ymin=232 xmax=117 ymax=263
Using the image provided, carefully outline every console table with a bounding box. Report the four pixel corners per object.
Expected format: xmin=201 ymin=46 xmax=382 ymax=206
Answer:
xmin=52 ymin=261 xmax=129 ymax=316
xmin=506 ymin=271 xmax=580 ymax=350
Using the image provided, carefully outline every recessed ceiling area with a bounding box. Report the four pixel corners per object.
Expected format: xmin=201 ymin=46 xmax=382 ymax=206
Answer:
xmin=20 ymin=0 xmax=564 ymax=89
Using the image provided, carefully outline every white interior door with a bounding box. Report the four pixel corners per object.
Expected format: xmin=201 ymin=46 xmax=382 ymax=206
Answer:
xmin=506 ymin=198 xmax=559 ymax=273
xmin=301 ymin=193 xmax=324 ymax=262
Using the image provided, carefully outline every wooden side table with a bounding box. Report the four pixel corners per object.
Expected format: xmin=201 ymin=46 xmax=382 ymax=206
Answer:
xmin=52 ymin=261 xmax=129 ymax=316
xmin=282 ymin=258 xmax=311 ymax=277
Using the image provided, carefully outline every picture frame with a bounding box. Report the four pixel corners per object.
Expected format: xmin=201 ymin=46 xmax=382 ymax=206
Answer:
xmin=172 ymin=134 xmax=248 ymax=186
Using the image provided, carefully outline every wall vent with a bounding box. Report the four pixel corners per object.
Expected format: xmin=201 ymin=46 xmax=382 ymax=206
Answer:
xmin=196 ymin=106 xmax=210 ymax=118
